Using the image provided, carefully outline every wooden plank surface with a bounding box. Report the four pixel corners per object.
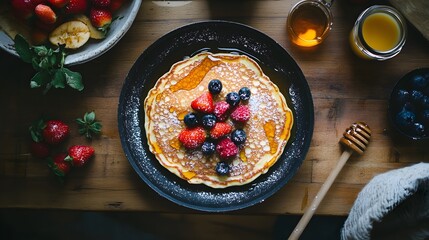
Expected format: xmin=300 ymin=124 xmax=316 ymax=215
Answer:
xmin=0 ymin=0 xmax=429 ymax=216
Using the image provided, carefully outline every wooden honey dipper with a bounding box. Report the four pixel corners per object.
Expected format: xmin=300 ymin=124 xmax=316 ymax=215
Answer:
xmin=288 ymin=122 xmax=371 ymax=240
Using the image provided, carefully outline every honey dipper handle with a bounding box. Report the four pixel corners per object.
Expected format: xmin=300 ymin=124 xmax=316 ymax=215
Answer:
xmin=288 ymin=149 xmax=353 ymax=240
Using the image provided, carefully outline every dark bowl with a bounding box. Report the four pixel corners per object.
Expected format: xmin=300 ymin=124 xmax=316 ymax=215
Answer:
xmin=388 ymin=68 xmax=429 ymax=141
xmin=118 ymin=21 xmax=314 ymax=212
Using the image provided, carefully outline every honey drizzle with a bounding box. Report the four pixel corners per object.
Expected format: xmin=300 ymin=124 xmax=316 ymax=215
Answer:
xmin=263 ymin=120 xmax=278 ymax=154
xmin=169 ymin=138 xmax=181 ymax=150
xmin=280 ymin=111 xmax=293 ymax=140
xmin=182 ymin=171 xmax=196 ymax=180
xmin=170 ymin=57 xmax=220 ymax=92
xmin=239 ymin=149 xmax=247 ymax=162
xmin=177 ymin=111 xmax=188 ymax=121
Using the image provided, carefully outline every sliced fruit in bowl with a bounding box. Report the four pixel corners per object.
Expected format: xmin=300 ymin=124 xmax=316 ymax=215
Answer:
xmin=0 ymin=0 xmax=142 ymax=65
xmin=49 ymin=20 xmax=91 ymax=49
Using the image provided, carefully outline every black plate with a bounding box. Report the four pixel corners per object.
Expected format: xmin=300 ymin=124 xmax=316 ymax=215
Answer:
xmin=118 ymin=21 xmax=314 ymax=212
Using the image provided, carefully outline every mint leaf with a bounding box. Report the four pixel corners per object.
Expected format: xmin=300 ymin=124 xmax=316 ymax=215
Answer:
xmin=13 ymin=35 xmax=84 ymax=94
xmin=33 ymin=45 xmax=49 ymax=56
xmin=38 ymin=57 xmax=51 ymax=69
xmin=30 ymin=71 xmax=50 ymax=88
xmin=76 ymin=111 xmax=102 ymax=139
xmin=63 ymin=68 xmax=83 ymax=91
xmin=52 ymin=69 xmax=66 ymax=89
xmin=29 ymin=118 xmax=46 ymax=142
xmin=85 ymin=111 xmax=96 ymax=122
xmin=14 ymin=34 xmax=33 ymax=63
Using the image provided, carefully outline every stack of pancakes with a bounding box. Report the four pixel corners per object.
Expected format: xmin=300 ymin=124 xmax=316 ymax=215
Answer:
xmin=144 ymin=52 xmax=293 ymax=188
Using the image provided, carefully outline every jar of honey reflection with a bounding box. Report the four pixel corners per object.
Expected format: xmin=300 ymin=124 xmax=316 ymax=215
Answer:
xmin=287 ymin=0 xmax=333 ymax=47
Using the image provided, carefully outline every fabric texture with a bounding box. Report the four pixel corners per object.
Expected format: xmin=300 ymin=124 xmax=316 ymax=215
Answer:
xmin=341 ymin=162 xmax=429 ymax=240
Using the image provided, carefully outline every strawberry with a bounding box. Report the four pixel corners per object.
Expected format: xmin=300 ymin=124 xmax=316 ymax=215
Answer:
xmin=48 ymin=0 xmax=69 ymax=8
xmin=30 ymin=141 xmax=50 ymax=158
xmin=48 ymin=153 xmax=71 ymax=178
xmin=65 ymin=145 xmax=95 ymax=167
xmin=35 ymin=4 xmax=57 ymax=24
xmin=109 ymin=0 xmax=125 ymax=12
xmin=29 ymin=118 xmax=69 ymax=145
xmin=11 ymin=0 xmax=45 ymax=20
xmin=213 ymin=101 xmax=230 ymax=121
xmin=210 ymin=122 xmax=232 ymax=139
xmin=65 ymin=0 xmax=87 ymax=14
xmin=178 ymin=127 xmax=206 ymax=149
xmin=89 ymin=8 xmax=112 ymax=32
xmin=230 ymin=105 xmax=250 ymax=123
xmin=216 ymin=138 xmax=238 ymax=159
xmin=42 ymin=120 xmax=70 ymax=145
xmin=91 ymin=0 xmax=110 ymax=8
xmin=191 ymin=92 xmax=214 ymax=114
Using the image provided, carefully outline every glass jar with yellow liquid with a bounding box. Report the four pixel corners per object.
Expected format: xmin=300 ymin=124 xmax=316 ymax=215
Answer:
xmin=287 ymin=0 xmax=334 ymax=47
xmin=350 ymin=5 xmax=407 ymax=60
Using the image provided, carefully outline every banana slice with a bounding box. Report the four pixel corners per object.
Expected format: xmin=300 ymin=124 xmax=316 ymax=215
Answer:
xmin=49 ymin=21 xmax=90 ymax=49
xmin=74 ymin=14 xmax=106 ymax=40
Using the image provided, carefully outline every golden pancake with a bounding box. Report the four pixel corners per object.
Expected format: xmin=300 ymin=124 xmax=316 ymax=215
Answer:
xmin=144 ymin=52 xmax=293 ymax=188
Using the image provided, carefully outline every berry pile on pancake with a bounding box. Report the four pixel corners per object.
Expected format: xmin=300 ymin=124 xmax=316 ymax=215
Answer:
xmin=144 ymin=52 xmax=293 ymax=188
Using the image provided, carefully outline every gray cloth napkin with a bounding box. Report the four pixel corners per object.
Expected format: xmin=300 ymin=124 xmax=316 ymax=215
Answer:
xmin=341 ymin=162 xmax=429 ymax=240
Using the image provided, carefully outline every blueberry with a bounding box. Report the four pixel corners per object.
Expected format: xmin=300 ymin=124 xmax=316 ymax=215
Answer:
xmin=238 ymin=87 xmax=251 ymax=101
xmin=411 ymin=90 xmax=424 ymax=104
xmin=421 ymin=96 xmax=429 ymax=109
xmin=395 ymin=109 xmax=416 ymax=130
xmin=226 ymin=92 xmax=240 ymax=107
xmin=231 ymin=129 xmax=246 ymax=145
xmin=421 ymin=110 xmax=429 ymax=125
xmin=411 ymin=74 xmax=429 ymax=90
xmin=201 ymin=141 xmax=216 ymax=155
xmin=208 ymin=79 xmax=222 ymax=95
xmin=402 ymin=101 xmax=416 ymax=112
xmin=411 ymin=122 xmax=425 ymax=137
xmin=201 ymin=114 xmax=216 ymax=129
xmin=395 ymin=89 xmax=410 ymax=105
xmin=215 ymin=161 xmax=230 ymax=175
xmin=184 ymin=113 xmax=199 ymax=127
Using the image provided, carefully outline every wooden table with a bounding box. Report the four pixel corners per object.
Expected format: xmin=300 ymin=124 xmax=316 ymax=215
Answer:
xmin=1 ymin=0 xmax=428 ymax=216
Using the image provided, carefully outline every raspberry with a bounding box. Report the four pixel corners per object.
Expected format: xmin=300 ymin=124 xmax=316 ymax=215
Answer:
xmin=216 ymin=138 xmax=238 ymax=159
xmin=230 ymin=105 xmax=250 ymax=123
xmin=213 ymin=101 xmax=230 ymax=121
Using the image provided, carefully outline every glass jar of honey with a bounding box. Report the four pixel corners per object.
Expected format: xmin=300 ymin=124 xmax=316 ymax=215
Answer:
xmin=287 ymin=0 xmax=334 ymax=47
xmin=349 ymin=5 xmax=407 ymax=60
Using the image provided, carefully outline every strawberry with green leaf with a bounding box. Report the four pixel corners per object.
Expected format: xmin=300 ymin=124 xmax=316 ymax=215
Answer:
xmin=76 ymin=111 xmax=102 ymax=139
xmin=89 ymin=8 xmax=112 ymax=33
xmin=65 ymin=145 xmax=95 ymax=167
xmin=48 ymin=153 xmax=72 ymax=179
xmin=30 ymin=118 xmax=70 ymax=145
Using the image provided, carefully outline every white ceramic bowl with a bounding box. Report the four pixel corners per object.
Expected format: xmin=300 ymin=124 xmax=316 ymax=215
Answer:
xmin=0 ymin=0 xmax=141 ymax=66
